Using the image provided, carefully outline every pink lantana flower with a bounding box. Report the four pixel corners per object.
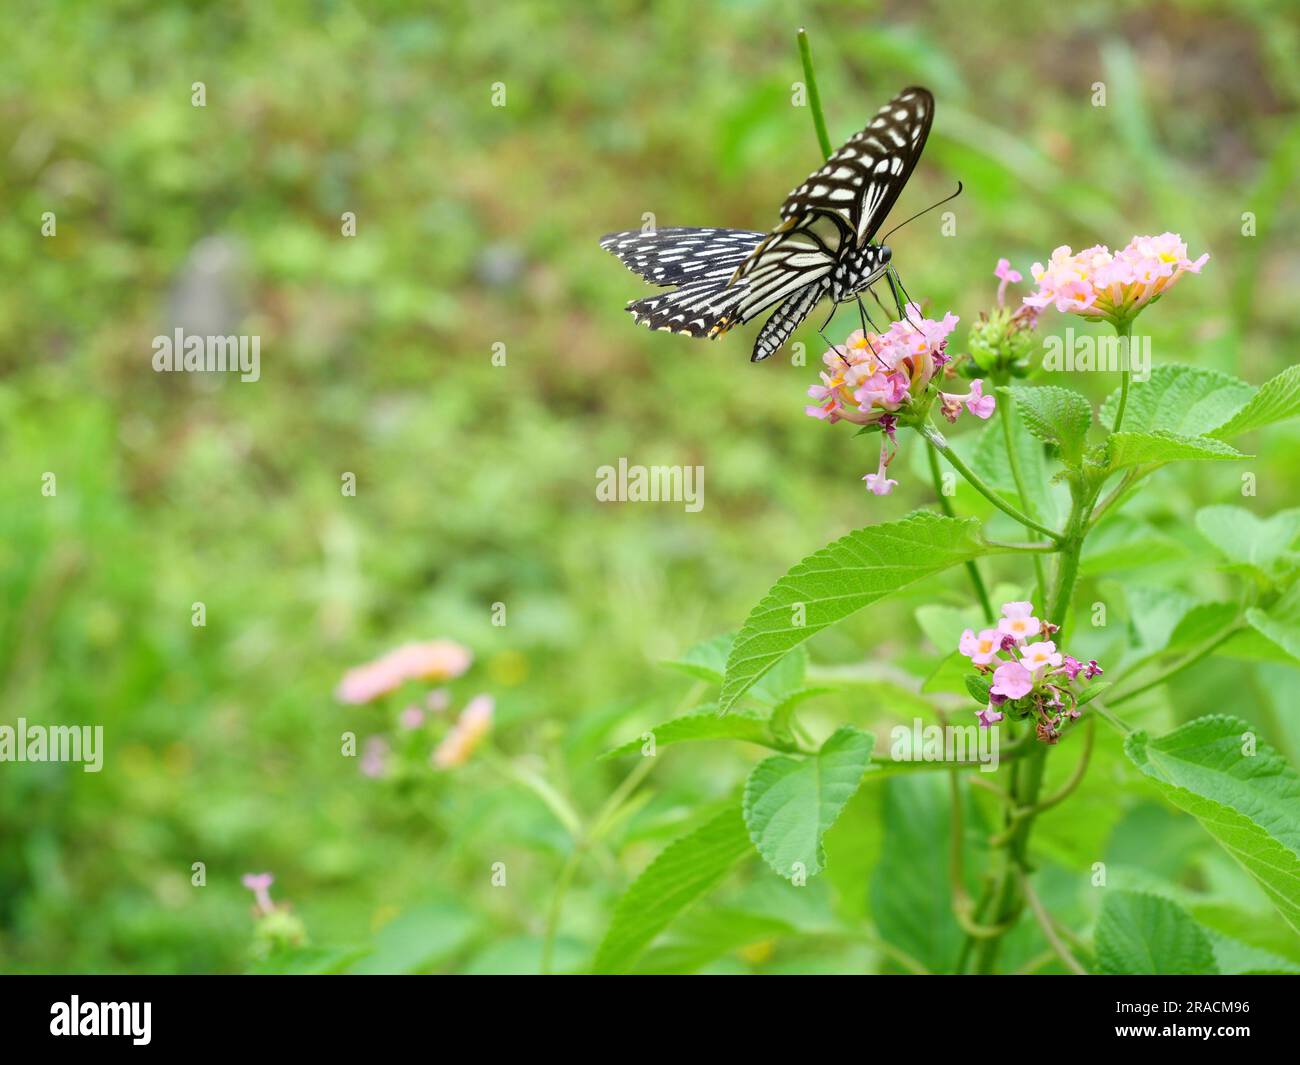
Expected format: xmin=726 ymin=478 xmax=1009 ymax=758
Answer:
xmin=990 ymin=660 xmax=1033 ymax=700
xmin=1020 ymin=640 xmax=1063 ymax=675
xmin=997 ymin=601 xmax=1041 ymax=644
xmin=433 ymin=694 xmax=494 ymax=769
xmin=806 ymin=305 xmax=959 ymax=495
xmin=938 ymin=379 xmax=996 ymax=423
xmin=1023 ymin=234 xmax=1208 ymax=326
xmin=976 ymin=705 xmax=1005 ymax=729
xmin=995 ymin=258 xmax=1022 ymax=307
xmin=335 ymin=640 xmax=472 ymax=705
xmin=959 ymin=627 xmax=1003 ymax=666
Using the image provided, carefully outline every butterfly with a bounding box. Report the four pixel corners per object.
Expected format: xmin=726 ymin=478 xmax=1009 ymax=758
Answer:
xmin=600 ymin=86 xmax=934 ymax=362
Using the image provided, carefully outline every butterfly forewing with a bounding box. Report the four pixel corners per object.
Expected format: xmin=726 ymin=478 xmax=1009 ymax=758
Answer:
xmin=779 ymin=86 xmax=933 ymax=245
xmin=600 ymin=86 xmax=933 ymax=360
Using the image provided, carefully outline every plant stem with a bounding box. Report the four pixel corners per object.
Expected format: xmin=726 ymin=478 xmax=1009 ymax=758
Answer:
xmin=1018 ymin=866 xmax=1089 ymax=975
xmin=919 ymin=422 xmax=1063 ymax=542
xmin=927 ymin=438 xmax=995 ymax=621
xmin=796 ymin=28 xmax=833 ymax=161
xmin=541 ymin=755 xmax=656 ymax=974
xmin=998 ymin=391 xmax=1048 ymax=605
xmin=1108 ymin=622 xmax=1247 ymax=706
xmin=1109 ymin=318 xmax=1135 ymax=433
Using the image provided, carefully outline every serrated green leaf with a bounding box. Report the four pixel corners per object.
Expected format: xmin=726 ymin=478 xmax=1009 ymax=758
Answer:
xmin=601 ymin=706 xmax=781 ymax=759
xmin=970 ymin=417 xmax=1058 ymax=524
xmin=1100 ymin=364 xmax=1254 ymax=436
xmin=592 ymin=804 xmax=753 ymax=974
xmin=743 ymin=726 xmax=875 ymax=880
xmin=1106 ymin=429 xmax=1247 ymax=472
xmin=1004 ymin=384 xmax=1092 ymax=466
xmin=1095 ymin=891 xmax=1218 ymax=975
xmin=1125 ymin=715 xmax=1300 ymax=933
xmin=1196 ymin=505 xmax=1300 ymax=584
xmin=1208 ymin=931 xmax=1300 ymax=974
xmin=720 ymin=513 xmax=990 ymax=712
xmin=1210 ymin=364 xmax=1300 ymax=439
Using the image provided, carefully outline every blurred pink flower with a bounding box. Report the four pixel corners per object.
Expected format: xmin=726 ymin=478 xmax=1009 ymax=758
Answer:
xmin=360 ymin=736 xmax=390 ymax=778
xmin=432 ymin=694 xmax=494 ymax=769
xmin=994 ymin=258 xmax=1022 ymax=307
xmin=398 ymin=705 xmax=426 ymax=730
xmin=335 ymin=640 xmax=472 ymax=704
xmin=1023 ymin=234 xmax=1207 ymax=325
xmin=241 ymin=872 xmax=275 ymax=915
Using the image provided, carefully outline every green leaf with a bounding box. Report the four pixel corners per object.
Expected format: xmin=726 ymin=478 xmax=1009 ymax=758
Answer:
xmin=1210 ymin=364 xmax=1300 ymax=439
xmin=346 ymin=903 xmax=478 ymax=974
xmin=869 ymin=775 xmax=982 ymax=973
xmin=964 ymin=673 xmax=992 ymax=704
xmin=768 ymin=686 xmax=835 ymax=745
xmin=1100 ymin=364 xmax=1254 ymax=436
xmin=1004 ymin=384 xmax=1092 ymax=466
xmin=592 ymin=804 xmax=753 ymax=974
xmin=1125 ymin=715 xmax=1300 ymax=933
xmin=1095 ymin=891 xmax=1218 ymax=975
xmin=1105 ymin=430 xmax=1247 ymax=472
xmin=743 ymin=726 xmax=875 ymax=880
xmin=720 ymin=513 xmax=989 ymax=711
xmin=970 ymin=417 xmax=1058 ymax=524
xmin=1208 ymin=931 xmax=1300 ymax=974
xmin=662 ymin=633 xmax=732 ymax=684
xmin=601 ymin=706 xmax=782 ymax=759
xmin=1246 ymin=604 xmax=1300 ymax=664
xmin=1196 ymin=505 xmax=1300 ymax=584
xmin=1074 ymin=681 xmax=1110 ymax=707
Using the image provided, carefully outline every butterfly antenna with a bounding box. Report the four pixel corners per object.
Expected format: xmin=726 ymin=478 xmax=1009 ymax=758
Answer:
xmin=879 ymin=181 xmax=963 ymax=245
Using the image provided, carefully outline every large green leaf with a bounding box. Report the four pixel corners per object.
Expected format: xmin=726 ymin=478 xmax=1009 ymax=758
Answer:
xmin=1196 ymin=505 xmax=1300 ymax=584
xmin=743 ymin=726 xmax=875 ymax=880
xmin=969 ymin=417 xmax=1058 ymax=524
xmin=601 ymin=706 xmax=783 ymax=758
xmin=1210 ymin=364 xmax=1300 ymax=439
xmin=720 ymin=513 xmax=989 ymax=711
xmin=1095 ymin=891 xmax=1218 ymax=975
xmin=1246 ymin=603 xmax=1300 ymax=664
xmin=1004 ymin=384 xmax=1092 ymax=466
xmin=1105 ymin=430 xmax=1247 ymax=472
xmin=592 ymin=804 xmax=753 ymax=974
xmin=1125 ymin=715 xmax=1300 ymax=932
xmin=1100 ymin=364 xmax=1254 ymax=435
xmin=869 ymin=774 xmax=982 ymax=973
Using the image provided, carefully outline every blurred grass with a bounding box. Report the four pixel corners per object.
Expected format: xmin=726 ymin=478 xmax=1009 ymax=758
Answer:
xmin=1 ymin=0 xmax=1297 ymax=972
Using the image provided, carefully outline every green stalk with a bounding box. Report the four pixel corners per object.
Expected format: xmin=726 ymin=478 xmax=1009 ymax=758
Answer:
xmin=796 ymin=28 xmax=833 ymax=161
xmin=927 ymin=441 xmax=995 ymax=622
xmin=1109 ymin=318 xmax=1135 ymax=433
xmin=919 ymin=422 xmax=1063 ymax=542
xmin=997 ymin=390 xmax=1048 ymax=607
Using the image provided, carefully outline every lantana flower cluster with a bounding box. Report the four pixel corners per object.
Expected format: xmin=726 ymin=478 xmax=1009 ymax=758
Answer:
xmin=960 ymin=602 xmax=1103 ymax=744
xmin=805 ymin=303 xmax=994 ymax=495
xmin=1022 ymin=233 xmax=1208 ymax=326
xmin=335 ymin=638 xmax=494 ymax=774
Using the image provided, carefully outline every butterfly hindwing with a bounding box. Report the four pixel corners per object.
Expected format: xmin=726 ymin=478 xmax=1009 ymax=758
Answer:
xmin=599 ymin=227 xmax=765 ymax=287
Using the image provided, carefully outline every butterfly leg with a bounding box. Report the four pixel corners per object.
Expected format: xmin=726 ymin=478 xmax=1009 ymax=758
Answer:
xmin=887 ymin=267 xmax=925 ymax=329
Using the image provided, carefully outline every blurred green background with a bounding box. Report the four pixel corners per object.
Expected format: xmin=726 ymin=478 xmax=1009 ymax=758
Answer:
xmin=2 ymin=0 xmax=1297 ymax=974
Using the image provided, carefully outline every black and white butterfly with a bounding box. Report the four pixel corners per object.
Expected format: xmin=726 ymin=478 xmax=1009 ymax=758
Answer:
xmin=600 ymin=86 xmax=934 ymax=362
